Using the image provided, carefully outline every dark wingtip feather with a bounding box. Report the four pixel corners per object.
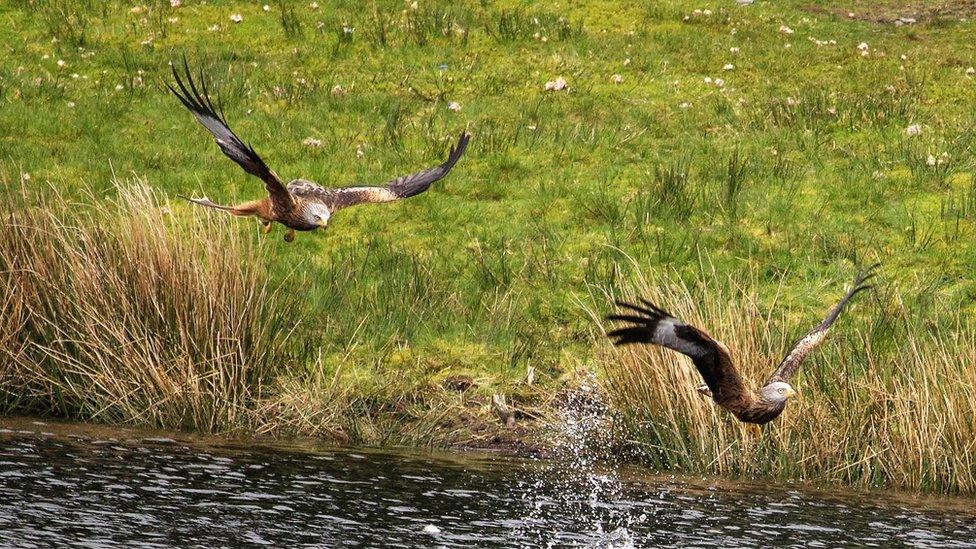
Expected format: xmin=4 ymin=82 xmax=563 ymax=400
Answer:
xmin=606 ymin=298 xmax=671 ymax=345
xmin=444 ymin=131 xmax=471 ymax=169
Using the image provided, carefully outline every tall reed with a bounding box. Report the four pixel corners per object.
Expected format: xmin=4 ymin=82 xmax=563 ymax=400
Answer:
xmin=591 ymin=267 xmax=976 ymax=495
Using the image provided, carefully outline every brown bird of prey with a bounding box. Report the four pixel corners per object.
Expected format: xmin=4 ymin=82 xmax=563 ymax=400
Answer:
xmin=606 ymin=266 xmax=876 ymax=427
xmin=167 ymin=61 xmax=471 ymax=242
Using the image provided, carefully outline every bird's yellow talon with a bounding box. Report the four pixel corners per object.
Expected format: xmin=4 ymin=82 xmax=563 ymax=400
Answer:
xmin=261 ymin=222 xmax=273 ymax=234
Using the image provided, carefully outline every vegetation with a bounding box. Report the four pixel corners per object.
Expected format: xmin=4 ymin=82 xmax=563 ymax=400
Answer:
xmin=2 ymin=0 xmax=976 ymax=495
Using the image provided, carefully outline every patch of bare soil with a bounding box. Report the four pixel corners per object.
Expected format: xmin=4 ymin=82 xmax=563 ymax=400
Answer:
xmin=804 ymin=0 xmax=976 ymax=24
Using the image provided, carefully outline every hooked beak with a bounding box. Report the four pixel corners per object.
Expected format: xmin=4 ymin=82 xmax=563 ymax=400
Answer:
xmin=316 ymin=219 xmax=329 ymax=229
xmin=785 ymin=387 xmax=797 ymax=398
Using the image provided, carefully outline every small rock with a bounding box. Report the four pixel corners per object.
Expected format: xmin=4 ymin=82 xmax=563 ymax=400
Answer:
xmin=544 ymin=76 xmax=567 ymax=92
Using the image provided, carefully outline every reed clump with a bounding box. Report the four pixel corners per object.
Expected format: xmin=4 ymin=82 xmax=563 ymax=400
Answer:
xmin=595 ymin=271 xmax=976 ymax=495
xmin=0 ymin=180 xmax=300 ymax=432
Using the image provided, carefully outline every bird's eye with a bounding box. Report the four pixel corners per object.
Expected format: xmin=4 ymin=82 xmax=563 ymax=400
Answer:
xmin=778 ymin=388 xmax=786 ymax=393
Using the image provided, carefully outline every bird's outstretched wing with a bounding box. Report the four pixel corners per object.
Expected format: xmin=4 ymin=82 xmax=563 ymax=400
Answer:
xmin=321 ymin=132 xmax=470 ymax=212
xmin=764 ymin=265 xmax=877 ymax=385
xmin=607 ymin=300 xmax=751 ymax=404
xmin=167 ymin=59 xmax=293 ymax=214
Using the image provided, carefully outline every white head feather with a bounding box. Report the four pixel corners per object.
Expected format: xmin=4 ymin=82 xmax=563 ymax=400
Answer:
xmin=304 ymin=203 xmax=331 ymax=228
xmin=759 ymin=381 xmax=796 ymax=403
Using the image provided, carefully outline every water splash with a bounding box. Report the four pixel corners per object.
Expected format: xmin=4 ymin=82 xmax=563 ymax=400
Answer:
xmin=515 ymin=372 xmax=647 ymax=547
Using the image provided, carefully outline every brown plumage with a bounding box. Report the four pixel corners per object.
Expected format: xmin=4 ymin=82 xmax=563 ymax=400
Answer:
xmin=167 ymin=59 xmax=471 ymax=242
xmin=606 ymin=266 xmax=877 ymax=426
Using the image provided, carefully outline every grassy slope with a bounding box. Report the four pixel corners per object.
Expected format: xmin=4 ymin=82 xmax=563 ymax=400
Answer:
xmin=2 ymin=1 xmax=976 ymax=489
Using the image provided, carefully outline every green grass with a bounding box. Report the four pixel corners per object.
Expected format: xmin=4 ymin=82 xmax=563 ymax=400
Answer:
xmin=2 ymin=0 xmax=976 ymax=494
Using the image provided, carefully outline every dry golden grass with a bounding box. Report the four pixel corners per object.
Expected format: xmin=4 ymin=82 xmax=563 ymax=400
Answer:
xmin=592 ymin=266 xmax=976 ymax=495
xmin=0 ymin=178 xmax=299 ymax=432
xmin=0 ymin=179 xmax=550 ymax=449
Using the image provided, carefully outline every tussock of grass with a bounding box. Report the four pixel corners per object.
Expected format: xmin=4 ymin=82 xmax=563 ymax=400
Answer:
xmin=593 ymin=268 xmax=976 ymax=495
xmin=0 ymin=180 xmax=299 ymax=431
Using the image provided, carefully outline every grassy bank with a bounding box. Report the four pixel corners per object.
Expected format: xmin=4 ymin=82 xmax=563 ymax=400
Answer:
xmin=2 ymin=0 xmax=976 ymax=495
xmin=593 ymin=267 xmax=976 ymax=495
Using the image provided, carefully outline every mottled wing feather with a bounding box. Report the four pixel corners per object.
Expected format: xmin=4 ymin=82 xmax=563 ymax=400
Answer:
xmin=320 ymin=132 xmax=471 ymax=212
xmin=765 ymin=265 xmax=878 ymax=385
xmin=168 ymin=59 xmax=293 ymax=214
xmin=607 ymin=300 xmax=751 ymax=405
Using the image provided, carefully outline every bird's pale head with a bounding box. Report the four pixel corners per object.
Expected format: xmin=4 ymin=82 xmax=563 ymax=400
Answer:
xmin=305 ymin=204 xmax=331 ymax=229
xmin=760 ymin=381 xmax=796 ymax=403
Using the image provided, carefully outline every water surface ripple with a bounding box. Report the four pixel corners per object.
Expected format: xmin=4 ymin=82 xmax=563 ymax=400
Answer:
xmin=0 ymin=420 xmax=973 ymax=548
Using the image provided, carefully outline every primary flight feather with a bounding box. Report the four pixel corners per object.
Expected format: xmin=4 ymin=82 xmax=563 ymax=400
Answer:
xmin=606 ymin=266 xmax=876 ymax=426
xmin=167 ymin=59 xmax=471 ymax=242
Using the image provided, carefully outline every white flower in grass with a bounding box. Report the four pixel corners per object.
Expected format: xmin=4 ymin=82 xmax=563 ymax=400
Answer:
xmin=610 ymin=74 xmax=623 ymax=84
xmin=170 ymin=0 xmax=181 ymax=6
xmin=966 ymin=67 xmax=975 ymax=77
xmin=723 ymin=63 xmax=734 ymax=71
xmin=857 ymin=42 xmax=869 ymax=53
xmin=67 ymin=101 xmax=76 ymax=108
xmin=679 ymin=102 xmax=691 ymax=109
xmin=115 ymin=83 xmax=124 ymax=91
xmin=302 ymin=137 xmax=322 ymax=148
xmin=57 ymin=59 xmax=66 ymax=68
xmin=693 ymin=9 xmax=702 ymax=15
xmin=786 ymin=96 xmax=798 ymax=106
xmin=331 ymin=84 xmax=346 ymax=97
xmin=779 ymin=25 xmax=794 ymax=35
xmin=703 ymin=9 xmax=712 ymax=16
xmin=168 ymin=17 xmax=178 ymax=23
xmin=230 ymin=13 xmax=243 ymax=23
xmin=447 ymin=101 xmax=461 ymax=112
xmin=905 ymin=124 xmax=922 ymax=137
xmin=730 ymin=47 xmax=739 ymax=54
xmin=263 ymin=5 xmax=271 ymax=11
xmin=623 ymin=58 xmax=631 ymax=65
xmin=22 ymin=173 xmax=30 ymax=181
xmin=714 ymin=78 xmax=725 ymax=87
xmin=131 ymin=6 xmax=143 ymax=14
xmin=356 ymin=144 xmax=365 ymax=159
xmin=704 ymin=76 xmax=713 ymax=84
xmin=310 ymin=2 xmax=319 ymax=9
xmin=926 ymin=154 xmax=937 ymax=166
xmin=208 ymin=24 xmax=221 ymax=32
xmin=544 ymin=76 xmax=567 ymax=91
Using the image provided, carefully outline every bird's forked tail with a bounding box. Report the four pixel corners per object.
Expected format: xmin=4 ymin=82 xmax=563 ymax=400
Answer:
xmin=178 ymin=195 xmax=258 ymax=217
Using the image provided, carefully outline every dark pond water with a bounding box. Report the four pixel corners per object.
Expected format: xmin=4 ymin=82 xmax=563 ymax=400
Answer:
xmin=0 ymin=418 xmax=974 ymax=548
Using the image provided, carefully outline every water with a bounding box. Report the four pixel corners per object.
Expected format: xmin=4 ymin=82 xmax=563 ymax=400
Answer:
xmin=0 ymin=417 xmax=974 ymax=548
